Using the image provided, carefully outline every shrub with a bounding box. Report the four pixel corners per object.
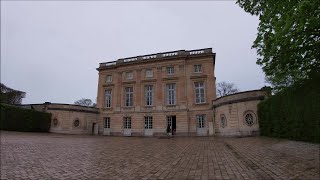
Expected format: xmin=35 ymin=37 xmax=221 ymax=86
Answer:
xmin=0 ymin=104 xmax=51 ymax=132
xmin=258 ymin=73 xmax=320 ymax=143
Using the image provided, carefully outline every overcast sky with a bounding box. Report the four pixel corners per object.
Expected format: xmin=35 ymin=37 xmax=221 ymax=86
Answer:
xmin=1 ymin=1 xmax=266 ymax=104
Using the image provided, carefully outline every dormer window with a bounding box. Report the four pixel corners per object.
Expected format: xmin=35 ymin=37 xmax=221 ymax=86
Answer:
xmin=194 ymin=64 xmax=202 ymax=73
xmin=126 ymin=72 xmax=133 ymax=80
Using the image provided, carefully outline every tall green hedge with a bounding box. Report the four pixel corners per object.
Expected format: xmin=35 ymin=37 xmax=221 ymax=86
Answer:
xmin=0 ymin=104 xmax=51 ymax=132
xmin=258 ymin=73 xmax=320 ymax=143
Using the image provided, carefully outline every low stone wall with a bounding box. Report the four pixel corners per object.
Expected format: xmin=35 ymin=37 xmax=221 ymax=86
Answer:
xmin=213 ymin=90 xmax=267 ymax=137
xmin=30 ymin=103 xmax=99 ymax=135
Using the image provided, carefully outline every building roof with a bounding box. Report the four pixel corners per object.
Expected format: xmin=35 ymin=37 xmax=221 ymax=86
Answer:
xmin=97 ymin=48 xmax=215 ymax=71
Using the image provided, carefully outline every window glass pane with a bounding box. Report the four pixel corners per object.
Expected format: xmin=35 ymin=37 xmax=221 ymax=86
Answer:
xmin=194 ymin=82 xmax=205 ymax=104
xmin=166 ymin=84 xmax=176 ymax=105
xmin=167 ymin=67 xmax=174 ymax=75
xmin=125 ymin=87 xmax=133 ymax=106
xmin=145 ymin=85 xmax=153 ymax=106
xmin=105 ymin=89 xmax=112 ymax=107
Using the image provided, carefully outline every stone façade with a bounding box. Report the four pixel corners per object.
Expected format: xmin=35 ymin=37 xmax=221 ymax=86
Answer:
xmin=22 ymin=48 xmax=267 ymax=137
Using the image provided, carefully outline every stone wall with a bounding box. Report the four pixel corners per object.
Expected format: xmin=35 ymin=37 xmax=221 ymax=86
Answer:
xmin=31 ymin=103 xmax=99 ymax=134
xmin=213 ymin=90 xmax=267 ymax=137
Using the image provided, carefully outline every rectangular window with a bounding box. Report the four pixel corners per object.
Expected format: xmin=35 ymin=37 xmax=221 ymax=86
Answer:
xmin=123 ymin=117 xmax=131 ymax=129
xmin=104 ymin=89 xmax=112 ymax=108
xmin=166 ymin=83 xmax=176 ymax=105
xmin=167 ymin=66 xmax=175 ymax=75
xmin=145 ymin=85 xmax=153 ymax=106
xmin=145 ymin=69 xmax=153 ymax=78
xmin=106 ymin=75 xmax=112 ymax=82
xmin=167 ymin=116 xmax=172 ymax=127
xmin=196 ymin=115 xmax=206 ymax=128
xmin=104 ymin=117 xmax=110 ymax=128
xmin=126 ymin=72 xmax=133 ymax=80
xmin=194 ymin=82 xmax=205 ymax=104
xmin=144 ymin=116 xmax=153 ymax=129
xmin=194 ymin=64 xmax=202 ymax=73
xmin=125 ymin=87 xmax=133 ymax=106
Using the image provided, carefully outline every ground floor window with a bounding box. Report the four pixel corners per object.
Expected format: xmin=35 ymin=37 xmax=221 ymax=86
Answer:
xmin=123 ymin=117 xmax=132 ymax=129
xmin=167 ymin=116 xmax=172 ymax=128
xmin=196 ymin=115 xmax=206 ymax=128
xmin=144 ymin=116 xmax=153 ymax=129
xmin=104 ymin=117 xmax=110 ymax=128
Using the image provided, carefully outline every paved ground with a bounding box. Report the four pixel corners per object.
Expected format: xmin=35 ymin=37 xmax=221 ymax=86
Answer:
xmin=1 ymin=131 xmax=319 ymax=180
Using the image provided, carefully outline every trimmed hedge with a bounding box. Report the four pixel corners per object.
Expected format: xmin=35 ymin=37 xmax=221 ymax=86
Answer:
xmin=0 ymin=104 xmax=51 ymax=132
xmin=258 ymin=73 xmax=320 ymax=143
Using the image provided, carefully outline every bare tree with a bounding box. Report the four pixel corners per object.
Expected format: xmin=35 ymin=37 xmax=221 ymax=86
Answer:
xmin=74 ymin=98 xmax=93 ymax=107
xmin=216 ymin=82 xmax=239 ymax=97
xmin=0 ymin=83 xmax=26 ymax=104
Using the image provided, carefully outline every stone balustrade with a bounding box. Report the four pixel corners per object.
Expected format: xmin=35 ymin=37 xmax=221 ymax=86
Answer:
xmin=99 ymin=48 xmax=212 ymax=68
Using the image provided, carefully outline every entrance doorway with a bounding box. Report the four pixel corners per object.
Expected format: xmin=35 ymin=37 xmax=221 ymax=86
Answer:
xmin=92 ymin=123 xmax=98 ymax=135
xmin=167 ymin=116 xmax=176 ymax=135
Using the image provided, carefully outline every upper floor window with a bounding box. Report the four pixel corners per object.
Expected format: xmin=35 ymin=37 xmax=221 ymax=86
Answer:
xmin=194 ymin=82 xmax=205 ymax=104
xmin=106 ymin=75 xmax=112 ymax=83
xmin=125 ymin=87 xmax=133 ymax=106
xmin=126 ymin=72 xmax=133 ymax=80
xmin=145 ymin=69 xmax=153 ymax=78
xmin=145 ymin=85 xmax=153 ymax=106
xmin=194 ymin=64 xmax=202 ymax=73
xmin=167 ymin=66 xmax=175 ymax=75
xmin=166 ymin=83 xmax=176 ymax=105
xmin=104 ymin=89 xmax=112 ymax=108
xmin=104 ymin=117 xmax=110 ymax=128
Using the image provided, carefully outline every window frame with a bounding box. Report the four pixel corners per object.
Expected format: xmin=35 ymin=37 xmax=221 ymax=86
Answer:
xmin=123 ymin=117 xmax=132 ymax=129
xmin=126 ymin=71 xmax=133 ymax=80
xmin=166 ymin=83 xmax=176 ymax=105
xmin=194 ymin=81 xmax=206 ymax=104
xmin=145 ymin=69 xmax=153 ymax=78
xmin=196 ymin=115 xmax=206 ymax=128
xmin=166 ymin=66 xmax=175 ymax=75
xmin=144 ymin=116 xmax=153 ymax=129
xmin=125 ymin=87 xmax=134 ymax=107
xmin=145 ymin=85 xmax=153 ymax=106
xmin=194 ymin=64 xmax=203 ymax=73
xmin=106 ymin=75 xmax=112 ymax=83
xmin=104 ymin=89 xmax=112 ymax=108
xmin=104 ymin=117 xmax=111 ymax=129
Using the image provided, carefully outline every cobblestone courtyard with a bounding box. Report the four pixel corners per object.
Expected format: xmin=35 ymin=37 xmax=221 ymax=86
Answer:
xmin=1 ymin=131 xmax=319 ymax=180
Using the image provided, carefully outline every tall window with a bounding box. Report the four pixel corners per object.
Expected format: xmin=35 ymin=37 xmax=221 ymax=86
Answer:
xmin=125 ymin=87 xmax=133 ymax=106
xmin=104 ymin=117 xmax=110 ymax=128
xmin=194 ymin=82 xmax=205 ymax=104
xmin=104 ymin=89 xmax=112 ymax=108
xmin=106 ymin=75 xmax=112 ymax=82
xmin=196 ymin=115 xmax=206 ymax=128
xmin=144 ymin=116 xmax=153 ymax=129
xmin=194 ymin=64 xmax=202 ymax=73
xmin=123 ymin=117 xmax=131 ymax=129
xmin=167 ymin=66 xmax=175 ymax=75
xmin=145 ymin=85 xmax=153 ymax=106
xmin=166 ymin=83 xmax=176 ymax=105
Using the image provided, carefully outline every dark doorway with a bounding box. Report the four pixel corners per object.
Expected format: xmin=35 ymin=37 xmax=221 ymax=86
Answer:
xmin=92 ymin=123 xmax=96 ymax=135
xmin=167 ymin=116 xmax=176 ymax=135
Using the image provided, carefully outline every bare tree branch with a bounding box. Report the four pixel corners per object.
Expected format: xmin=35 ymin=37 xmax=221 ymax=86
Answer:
xmin=216 ymin=82 xmax=239 ymax=97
